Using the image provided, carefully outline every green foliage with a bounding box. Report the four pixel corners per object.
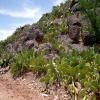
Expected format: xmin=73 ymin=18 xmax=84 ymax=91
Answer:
xmin=10 ymin=47 xmax=100 ymax=95
xmin=29 ymin=52 xmax=48 ymax=75
xmin=38 ymin=15 xmax=68 ymax=43
xmin=41 ymin=48 xmax=100 ymax=94
xmin=79 ymin=0 xmax=100 ymax=42
xmin=10 ymin=50 xmax=48 ymax=77
xmin=37 ymin=0 xmax=69 ymax=44
xmin=40 ymin=60 xmax=59 ymax=85
xmin=0 ymin=41 xmax=6 ymax=49
xmin=0 ymin=51 xmax=13 ymax=68
xmin=0 ymin=41 xmax=13 ymax=68
xmin=44 ymin=19 xmax=68 ymax=43
xmin=11 ymin=50 xmax=36 ymax=77
xmin=52 ymin=2 xmax=69 ymax=19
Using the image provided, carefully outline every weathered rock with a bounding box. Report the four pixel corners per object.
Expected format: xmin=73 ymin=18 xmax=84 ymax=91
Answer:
xmin=70 ymin=2 xmax=79 ymax=13
xmin=25 ymin=40 xmax=35 ymax=49
xmin=6 ymin=26 xmax=44 ymax=52
xmin=38 ymin=43 xmax=52 ymax=51
xmin=6 ymin=43 xmax=15 ymax=53
xmin=83 ymin=34 xmax=97 ymax=46
xmin=70 ymin=0 xmax=78 ymax=10
xmin=68 ymin=15 xmax=81 ymax=43
xmin=68 ymin=0 xmax=83 ymax=44
xmin=58 ymin=34 xmax=87 ymax=52
xmin=0 ymin=66 xmax=10 ymax=74
xmin=37 ymin=43 xmax=59 ymax=60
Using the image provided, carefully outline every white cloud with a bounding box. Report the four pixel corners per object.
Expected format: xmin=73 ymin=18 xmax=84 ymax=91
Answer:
xmin=0 ymin=6 xmax=42 ymax=20
xmin=0 ymin=22 xmax=32 ymax=41
xmin=53 ymin=0 xmax=66 ymax=6
xmin=0 ymin=0 xmax=44 ymax=41
xmin=0 ymin=29 xmax=15 ymax=40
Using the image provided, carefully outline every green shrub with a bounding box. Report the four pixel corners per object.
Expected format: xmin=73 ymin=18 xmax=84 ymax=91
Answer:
xmin=11 ymin=50 xmax=48 ymax=77
xmin=37 ymin=0 xmax=69 ymax=44
xmin=40 ymin=48 xmax=100 ymax=96
xmin=0 ymin=48 xmax=13 ymax=68
xmin=11 ymin=50 xmax=36 ymax=77
xmin=79 ymin=0 xmax=100 ymax=43
xmin=29 ymin=52 xmax=48 ymax=75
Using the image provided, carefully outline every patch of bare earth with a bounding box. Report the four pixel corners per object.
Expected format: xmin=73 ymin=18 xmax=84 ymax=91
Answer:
xmin=0 ymin=72 xmax=71 ymax=100
xmin=0 ymin=72 xmax=52 ymax=100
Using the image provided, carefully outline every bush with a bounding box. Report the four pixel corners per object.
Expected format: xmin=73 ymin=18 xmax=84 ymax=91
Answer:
xmin=0 ymin=47 xmax=13 ymax=68
xmin=29 ymin=52 xmax=48 ymax=76
xmin=79 ymin=0 xmax=100 ymax=43
xmin=11 ymin=50 xmax=48 ymax=77
xmin=11 ymin=50 xmax=36 ymax=77
xmin=40 ymin=48 xmax=100 ymax=99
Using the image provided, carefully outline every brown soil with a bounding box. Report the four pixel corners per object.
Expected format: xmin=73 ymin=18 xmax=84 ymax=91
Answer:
xmin=0 ymin=72 xmax=71 ymax=100
xmin=0 ymin=72 xmax=52 ymax=100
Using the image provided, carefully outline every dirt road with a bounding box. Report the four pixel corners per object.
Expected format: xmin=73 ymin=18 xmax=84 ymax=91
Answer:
xmin=0 ymin=73 xmax=51 ymax=100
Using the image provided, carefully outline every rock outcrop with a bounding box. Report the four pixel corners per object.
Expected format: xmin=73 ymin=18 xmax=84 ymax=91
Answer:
xmin=4 ymin=0 xmax=96 ymax=55
xmin=68 ymin=15 xmax=81 ymax=43
xmin=70 ymin=0 xmax=79 ymax=13
xmin=6 ymin=26 xmax=44 ymax=53
xmin=5 ymin=25 xmax=58 ymax=59
xmin=68 ymin=0 xmax=82 ymax=43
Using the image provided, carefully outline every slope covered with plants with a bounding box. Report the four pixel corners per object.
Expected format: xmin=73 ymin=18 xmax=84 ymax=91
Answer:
xmin=0 ymin=0 xmax=100 ymax=99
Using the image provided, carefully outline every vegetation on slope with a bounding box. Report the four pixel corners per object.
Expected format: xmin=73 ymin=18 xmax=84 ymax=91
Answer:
xmin=79 ymin=0 xmax=100 ymax=44
xmin=0 ymin=0 xmax=100 ymax=99
xmin=10 ymin=48 xmax=100 ymax=99
xmin=37 ymin=1 xmax=71 ymax=44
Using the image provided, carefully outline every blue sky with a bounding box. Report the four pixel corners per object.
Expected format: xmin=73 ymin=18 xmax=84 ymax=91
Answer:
xmin=0 ymin=0 xmax=66 ymax=40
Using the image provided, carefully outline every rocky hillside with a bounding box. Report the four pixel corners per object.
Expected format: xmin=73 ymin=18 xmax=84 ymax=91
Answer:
xmin=0 ymin=0 xmax=100 ymax=99
xmin=1 ymin=0 xmax=99 ymax=53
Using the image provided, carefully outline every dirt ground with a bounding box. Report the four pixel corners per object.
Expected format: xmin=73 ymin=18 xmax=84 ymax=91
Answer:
xmin=0 ymin=72 xmax=53 ymax=100
xmin=0 ymin=71 xmax=72 ymax=100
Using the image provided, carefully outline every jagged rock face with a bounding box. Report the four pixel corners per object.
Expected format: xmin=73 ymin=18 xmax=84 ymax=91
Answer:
xmin=6 ymin=26 xmax=44 ymax=52
xmin=70 ymin=0 xmax=79 ymax=12
xmin=58 ymin=34 xmax=87 ymax=52
xmin=69 ymin=0 xmax=100 ymax=45
xmin=68 ymin=0 xmax=82 ymax=43
xmin=68 ymin=15 xmax=81 ymax=43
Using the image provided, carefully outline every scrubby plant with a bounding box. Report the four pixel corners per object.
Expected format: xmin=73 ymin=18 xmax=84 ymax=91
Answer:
xmin=0 ymin=43 xmax=13 ymax=68
xmin=79 ymin=0 xmax=100 ymax=43
xmin=10 ymin=50 xmax=48 ymax=78
xmin=29 ymin=52 xmax=48 ymax=76
xmin=40 ymin=60 xmax=59 ymax=85
xmin=39 ymin=48 xmax=100 ymax=99
xmin=10 ymin=50 xmax=36 ymax=77
xmin=37 ymin=0 xmax=69 ymax=44
xmin=9 ymin=46 xmax=100 ymax=99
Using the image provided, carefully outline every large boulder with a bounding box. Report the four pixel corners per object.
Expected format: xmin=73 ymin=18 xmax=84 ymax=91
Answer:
xmin=68 ymin=15 xmax=81 ymax=43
